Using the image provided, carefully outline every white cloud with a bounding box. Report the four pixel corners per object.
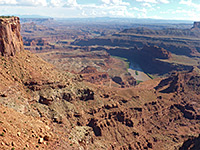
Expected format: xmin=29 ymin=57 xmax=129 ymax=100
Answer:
xmin=64 ymin=0 xmax=77 ymax=7
xmin=0 ymin=0 xmax=130 ymax=8
xmin=159 ymin=0 xmax=169 ymax=4
xmin=142 ymin=3 xmax=152 ymax=7
xmin=173 ymin=9 xmax=200 ymax=20
xmin=159 ymin=6 xmax=200 ymax=21
xmin=136 ymin=0 xmax=157 ymax=3
xmin=179 ymin=0 xmax=192 ymax=5
xmin=50 ymin=0 xmax=62 ymax=7
xmin=148 ymin=15 xmax=163 ymax=19
xmin=0 ymin=0 xmax=17 ymax=5
xmin=136 ymin=0 xmax=169 ymax=4
xmin=17 ymin=0 xmax=48 ymax=6
xmin=130 ymin=7 xmax=147 ymax=18
xmin=0 ymin=0 xmax=48 ymax=6
xmin=180 ymin=0 xmax=200 ymax=9
xmin=64 ymin=2 xmax=133 ymax=18
xmin=101 ymin=0 xmax=110 ymax=5
xmin=131 ymin=7 xmax=147 ymax=13
xmin=101 ymin=0 xmax=130 ymax=6
xmin=60 ymin=0 xmax=132 ymax=17
xmin=0 ymin=0 xmax=79 ymax=7
xmin=179 ymin=0 xmax=200 ymax=12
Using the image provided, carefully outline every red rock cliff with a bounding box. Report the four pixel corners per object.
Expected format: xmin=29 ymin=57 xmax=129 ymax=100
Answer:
xmin=0 ymin=17 xmax=24 ymax=56
xmin=141 ymin=45 xmax=172 ymax=59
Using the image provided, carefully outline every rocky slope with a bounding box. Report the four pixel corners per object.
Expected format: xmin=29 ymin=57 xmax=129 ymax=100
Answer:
xmin=79 ymin=66 xmax=110 ymax=85
xmin=0 ymin=17 xmax=200 ymax=150
xmin=0 ymin=103 xmax=57 ymax=150
xmin=79 ymin=66 xmax=137 ymax=88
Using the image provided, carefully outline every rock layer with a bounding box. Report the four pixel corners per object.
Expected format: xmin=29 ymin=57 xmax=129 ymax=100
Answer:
xmin=0 ymin=17 xmax=24 ymax=56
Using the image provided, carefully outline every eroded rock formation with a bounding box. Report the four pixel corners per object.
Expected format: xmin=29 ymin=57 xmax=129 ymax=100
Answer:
xmin=1 ymin=17 xmax=200 ymax=150
xmin=191 ymin=22 xmax=200 ymax=31
xmin=0 ymin=17 xmax=24 ymax=56
xmin=23 ymin=38 xmax=49 ymax=46
xmin=79 ymin=66 xmax=110 ymax=85
xmin=141 ymin=45 xmax=172 ymax=59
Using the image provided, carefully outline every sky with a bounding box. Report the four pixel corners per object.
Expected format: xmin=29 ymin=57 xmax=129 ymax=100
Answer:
xmin=0 ymin=0 xmax=199 ymax=21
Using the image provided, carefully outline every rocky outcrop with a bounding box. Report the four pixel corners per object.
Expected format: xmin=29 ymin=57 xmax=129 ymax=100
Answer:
xmin=112 ymin=75 xmax=136 ymax=88
xmin=0 ymin=17 xmax=24 ymax=56
xmin=79 ymin=66 xmax=110 ymax=85
xmin=80 ymin=66 xmax=100 ymax=74
xmin=191 ymin=22 xmax=200 ymax=31
xmin=141 ymin=45 xmax=172 ymax=59
xmin=70 ymin=126 xmax=94 ymax=148
xmin=80 ymin=66 xmax=136 ymax=88
xmin=155 ymin=70 xmax=200 ymax=94
xmin=23 ymin=38 xmax=49 ymax=46
xmin=155 ymin=70 xmax=200 ymax=121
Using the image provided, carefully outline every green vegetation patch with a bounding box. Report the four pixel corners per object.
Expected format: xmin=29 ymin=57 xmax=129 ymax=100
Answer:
xmin=146 ymin=73 xmax=154 ymax=79
xmin=111 ymin=55 xmax=130 ymax=71
xmin=0 ymin=132 xmax=4 ymax=136
xmin=136 ymin=80 xmax=143 ymax=84
xmin=135 ymin=71 xmax=138 ymax=75
xmin=111 ymin=56 xmax=128 ymax=61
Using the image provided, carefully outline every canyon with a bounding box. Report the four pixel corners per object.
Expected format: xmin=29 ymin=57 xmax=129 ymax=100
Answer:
xmin=0 ymin=17 xmax=199 ymax=150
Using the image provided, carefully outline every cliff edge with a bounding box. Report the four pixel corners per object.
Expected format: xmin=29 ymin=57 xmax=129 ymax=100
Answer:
xmin=0 ymin=16 xmax=24 ymax=56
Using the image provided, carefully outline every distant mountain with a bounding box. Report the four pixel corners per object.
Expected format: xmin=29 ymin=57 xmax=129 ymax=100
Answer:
xmin=18 ymin=14 xmax=51 ymax=18
xmin=55 ymin=17 xmax=193 ymax=24
xmin=120 ymin=26 xmax=200 ymax=38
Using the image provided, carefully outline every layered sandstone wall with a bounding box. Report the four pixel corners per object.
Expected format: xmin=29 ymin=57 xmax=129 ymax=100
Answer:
xmin=0 ymin=17 xmax=24 ymax=56
xmin=141 ymin=45 xmax=172 ymax=59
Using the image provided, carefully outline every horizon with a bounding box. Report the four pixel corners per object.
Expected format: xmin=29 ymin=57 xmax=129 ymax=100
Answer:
xmin=0 ymin=0 xmax=199 ymax=21
xmin=0 ymin=15 xmax=195 ymax=23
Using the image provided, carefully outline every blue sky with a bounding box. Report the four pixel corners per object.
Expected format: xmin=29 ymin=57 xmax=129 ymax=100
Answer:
xmin=0 ymin=0 xmax=199 ymax=21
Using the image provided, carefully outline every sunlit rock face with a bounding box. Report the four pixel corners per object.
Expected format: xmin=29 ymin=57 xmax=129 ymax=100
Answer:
xmin=0 ymin=17 xmax=24 ymax=56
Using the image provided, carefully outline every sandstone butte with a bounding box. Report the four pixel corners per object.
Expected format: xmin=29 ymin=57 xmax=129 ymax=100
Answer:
xmin=191 ymin=22 xmax=200 ymax=31
xmin=0 ymin=16 xmax=200 ymax=150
